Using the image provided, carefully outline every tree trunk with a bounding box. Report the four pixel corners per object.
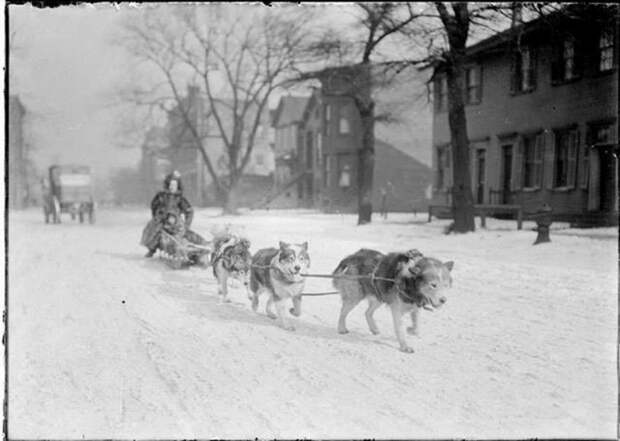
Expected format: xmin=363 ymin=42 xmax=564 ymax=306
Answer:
xmin=358 ymin=106 xmax=375 ymax=225
xmin=222 ymin=181 xmax=239 ymax=215
xmin=446 ymin=57 xmax=476 ymax=232
xmin=445 ymin=52 xmax=475 ymax=232
xmin=356 ymin=63 xmax=375 ymax=225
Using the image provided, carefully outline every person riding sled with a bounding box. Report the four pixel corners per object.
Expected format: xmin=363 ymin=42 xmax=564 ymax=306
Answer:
xmin=140 ymin=171 xmax=207 ymax=259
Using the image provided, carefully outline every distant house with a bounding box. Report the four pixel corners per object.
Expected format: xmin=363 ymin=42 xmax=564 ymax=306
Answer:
xmin=431 ymin=4 xmax=618 ymax=225
xmin=8 ymin=95 xmax=27 ymax=209
xmin=166 ymin=85 xmax=275 ymax=207
xmin=167 ymin=85 xmax=210 ymax=205
xmin=270 ymin=95 xmax=311 ymax=208
xmin=290 ymin=66 xmax=433 ymax=213
xmin=140 ymin=126 xmax=171 ymax=202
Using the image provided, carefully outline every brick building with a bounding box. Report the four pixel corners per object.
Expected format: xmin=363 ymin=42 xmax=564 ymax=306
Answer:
xmin=431 ymin=4 xmax=618 ymax=225
xmin=140 ymin=126 xmax=171 ymax=202
xmin=8 ymin=95 xmax=27 ymax=209
xmin=289 ymin=67 xmax=432 ymax=213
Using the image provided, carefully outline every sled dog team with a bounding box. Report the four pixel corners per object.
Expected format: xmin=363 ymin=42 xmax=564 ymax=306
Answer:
xmin=207 ymin=234 xmax=454 ymax=353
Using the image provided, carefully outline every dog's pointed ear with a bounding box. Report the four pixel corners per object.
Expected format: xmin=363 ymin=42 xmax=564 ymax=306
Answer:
xmin=279 ymin=241 xmax=288 ymax=250
xmin=444 ymin=261 xmax=454 ymax=272
xmin=301 ymin=241 xmax=308 ymax=251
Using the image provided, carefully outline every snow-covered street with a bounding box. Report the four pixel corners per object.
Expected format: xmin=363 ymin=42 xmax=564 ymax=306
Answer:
xmin=7 ymin=208 xmax=618 ymax=439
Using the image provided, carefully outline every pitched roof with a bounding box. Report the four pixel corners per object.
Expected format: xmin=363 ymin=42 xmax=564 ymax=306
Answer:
xmin=375 ymin=139 xmax=432 ymax=173
xmin=273 ymin=96 xmax=310 ymax=128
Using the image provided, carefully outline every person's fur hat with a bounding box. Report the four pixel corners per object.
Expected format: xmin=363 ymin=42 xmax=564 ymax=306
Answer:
xmin=163 ymin=170 xmax=184 ymax=192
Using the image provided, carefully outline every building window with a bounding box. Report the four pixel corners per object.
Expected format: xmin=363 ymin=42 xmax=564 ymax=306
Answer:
xmin=584 ymin=123 xmax=614 ymax=188
xmin=339 ymin=106 xmax=351 ymax=135
xmin=563 ymin=37 xmax=576 ymax=80
xmin=552 ymin=36 xmax=583 ymax=83
xmin=599 ymin=28 xmax=615 ymax=72
xmin=434 ymin=75 xmax=448 ymax=112
xmin=522 ymin=132 xmax=544 ymax=188
xmin=592 ymin=123 xmax=613 ymax=145
xmin=511 ymin=46 xmax=536 ymax=93
xmin=554 ymin=127 xmax=579 ymax=188
xmin=465 ymin=66 xmax=481 ymax=104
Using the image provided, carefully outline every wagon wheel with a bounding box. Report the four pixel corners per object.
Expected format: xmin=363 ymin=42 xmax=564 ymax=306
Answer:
xmin=52 ymin=196 xmax=61 ymax=224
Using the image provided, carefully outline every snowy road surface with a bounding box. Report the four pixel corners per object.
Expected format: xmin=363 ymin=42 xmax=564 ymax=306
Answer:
xmin=7 ymin=208 xmax=618 ymax=439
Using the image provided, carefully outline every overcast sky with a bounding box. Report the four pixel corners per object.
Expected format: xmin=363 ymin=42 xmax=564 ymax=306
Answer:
xmin=8 ymin=3 xmax=360 ymax=179
xmin=9 ymin=4 xmax=143 ymax=178
xmin=8 ymin=3 xmax=443 ymax=180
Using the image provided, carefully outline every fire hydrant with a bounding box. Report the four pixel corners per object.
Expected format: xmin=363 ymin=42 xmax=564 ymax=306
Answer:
xmin=533 ymin=203 xmax=553 ymax=245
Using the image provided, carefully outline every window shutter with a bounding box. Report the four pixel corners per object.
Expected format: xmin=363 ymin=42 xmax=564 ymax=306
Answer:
xmin=567 ymin=130 xmax=578 ymax=188
xmin=510 ymin=51 xmax=518 ymax=93
xmin=574 ymin=37 xmax=584 ymax=78
xmin=534 ymin=132 xmax=545 ymax=188
xmin=546 ymin=132 xmax=556 ymax=189
xmin=529 ymin=47 xmax=537 ymax=90
xmin=551 ymin=41 xmax=562 ymax=83
xmin=513 ymin=138 xmax=524 ymax=190
xmin=476 ymin=65 xmax=483 ymax=103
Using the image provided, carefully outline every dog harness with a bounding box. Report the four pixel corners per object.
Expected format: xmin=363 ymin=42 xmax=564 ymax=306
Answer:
xmin=212 ymin=237 xmax=248 ymax=273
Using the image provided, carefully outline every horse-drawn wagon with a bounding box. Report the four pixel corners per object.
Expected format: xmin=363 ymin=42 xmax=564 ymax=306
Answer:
xmin=43 ymin=164 xmax=95 ymax=224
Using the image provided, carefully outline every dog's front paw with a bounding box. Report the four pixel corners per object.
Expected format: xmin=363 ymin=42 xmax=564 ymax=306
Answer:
xmin=370 ymin=328 xmax=380 ymax=335
xmin=338 ymin=328 xmax=349 ymax=334
xmin=289 ymin=307 xmax=301 ymax=317
xmin=399 ymin=345 xmax=415 ymax=353
xmin=266 ymin=312 xmax=277 ymax=320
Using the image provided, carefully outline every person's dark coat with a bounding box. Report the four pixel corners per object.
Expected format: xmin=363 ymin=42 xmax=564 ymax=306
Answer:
xmin=140 ymin=174 xmax=196 ymax=252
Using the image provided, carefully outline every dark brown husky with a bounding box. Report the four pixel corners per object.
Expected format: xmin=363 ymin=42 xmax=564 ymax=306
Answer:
xmin=332 ymin=248 xmax=453 ymax=353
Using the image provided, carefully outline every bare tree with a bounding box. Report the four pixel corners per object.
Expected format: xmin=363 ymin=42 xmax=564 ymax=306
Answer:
xmin=119 ymin=5 xmax=313 ymax=213
xmin=433 ymin=2 xmax=477 ymax=232
xmin=399 ymin=2 xmax=519 ymax=233
xmin=301 ymin=3 xmax=423 ymax=225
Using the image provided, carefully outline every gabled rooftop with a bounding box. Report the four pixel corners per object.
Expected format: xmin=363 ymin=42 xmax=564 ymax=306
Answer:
xmin=273 ymin=96 xmax=310 ymax=128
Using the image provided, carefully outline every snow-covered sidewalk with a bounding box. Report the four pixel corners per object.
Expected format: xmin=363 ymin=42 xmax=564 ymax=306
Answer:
xmin=7 ymin=208 xmax=618 ymax=439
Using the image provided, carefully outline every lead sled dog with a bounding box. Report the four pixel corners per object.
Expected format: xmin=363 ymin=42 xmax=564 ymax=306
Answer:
xmin=332 ymin=248 xmax=454 ymax=353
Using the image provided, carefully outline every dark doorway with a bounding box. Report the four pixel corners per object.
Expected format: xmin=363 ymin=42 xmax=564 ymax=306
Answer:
xmin=476 ymin=149 xmax=486 ymax=204
xmin=599 ymin=146 xmax=618 ymax=212
xmin=501 ymin=145 xmax=513 ymax=204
